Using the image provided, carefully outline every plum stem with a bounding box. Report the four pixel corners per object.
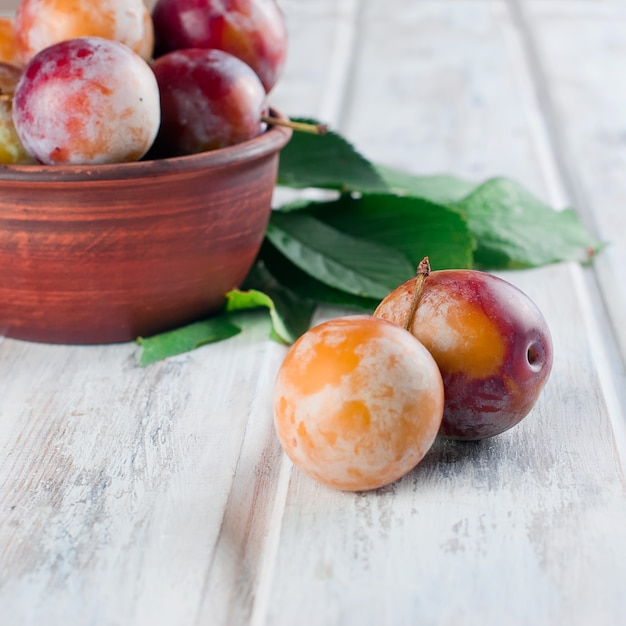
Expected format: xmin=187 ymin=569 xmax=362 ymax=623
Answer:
xmin=261 ymin=114 xmax=328 ymax=135
xmin=404 ymin=256 xmax=431 ymax=331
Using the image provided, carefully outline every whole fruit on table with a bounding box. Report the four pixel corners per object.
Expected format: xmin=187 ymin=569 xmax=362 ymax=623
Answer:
xmin=12 ymin=37 xmax=160 ymax=165
xmin=14 ymin=0 xmax=154 ymax=63
xmin=150 ymin=48 xmax=267 ymax=157
xmin=152 ymin=0 xmax=287 ymax=92
xmin=0 ymin=62 xmax=33 ymax=164
xmin=375 ymin=264 xmax=553 ymax=441
xmin=273 ymin=315 xmax=444 ymax=491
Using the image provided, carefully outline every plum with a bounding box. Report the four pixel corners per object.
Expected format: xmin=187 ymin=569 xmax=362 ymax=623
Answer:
xmin=14 ymin=0 xmax=154 ymax=64
xmin=151 ymin=0 xmax=287 ymax=92
xmin=12 ymin=37 xmax=160 ymax=165
xmin=0 ymin=18 xmax=20 ymax=66
xmin=375 ymin=268 xmax=553 ymax=440
xmin=0 ymin=62 xmax=33 ymax=163
xmin=150 ymin=48 xmax=267 ymax=157
xmin=273 ymin=315 xmax=444 ymax=491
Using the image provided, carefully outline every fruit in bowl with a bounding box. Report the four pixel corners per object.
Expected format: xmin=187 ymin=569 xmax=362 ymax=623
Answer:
xmin=152 ymin=0 xmax=287 ymax=93
xmin=3 ymin=0 xmax=290 ymax=166
xmin=0 ymin=17 xmax=20 ymax=66
xmin=14 ymin=0 xmax=154 ymax=63
xmin=0 ymin=61 xmax=33 ymax=164
xmin=150 ymin=47 xmax=268 ymax=158
xmin=12 ymin=36 xmax=161 ymax=165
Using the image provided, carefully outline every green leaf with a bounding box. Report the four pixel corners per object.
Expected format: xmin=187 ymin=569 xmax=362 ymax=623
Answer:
xmin=376 ymin=164 xmax=478 ymax=205
xmin=266 ymin=211 xmax=415 ymax=299
xmin=258 ymin=242 xmax=380 ymax=312
xmin=456 ymin=177 xmax=603 ymax=268
xmin=136 ymin=116 xmax=603 ymax=362
xmin=229 ymin=263 xmax=315 ymax=344
xmin=303 ymin=193 xmax=475 ymax=270
xmin=277 ymin=118 xmax=388 ymax=192
xmin=137 ymin=317 xmax=241 ymax=366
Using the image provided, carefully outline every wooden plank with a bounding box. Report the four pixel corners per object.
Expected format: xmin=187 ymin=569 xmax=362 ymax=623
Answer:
xmin=337 ymin=0 xmax=551 ymax=196
xmin=510 ymin=0 xmax=626 ymax=362
xmin=0 ymin=322 xmax=277 ymax=625
xmin=271 ymin=0 xmax=360 ymax=124
xmin=256 ymin=2 xmax=626 ymax=625
xmin=260 ymin=289 xmax=626 ymax=622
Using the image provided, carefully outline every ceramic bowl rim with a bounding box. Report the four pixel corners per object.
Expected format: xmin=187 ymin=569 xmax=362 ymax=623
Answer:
xmin=0 ymin=109 xmax=292 ymax=183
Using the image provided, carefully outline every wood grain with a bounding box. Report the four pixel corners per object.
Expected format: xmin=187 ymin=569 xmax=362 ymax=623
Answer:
xmin=263 ymin=3 xmax=626 ymax=624
xmin=516 ymin=0 xmax=626 ymax=369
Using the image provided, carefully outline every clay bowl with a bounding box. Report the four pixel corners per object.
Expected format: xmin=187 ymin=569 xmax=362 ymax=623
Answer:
xmin=0 ymin=117 xmax=292 ymax=344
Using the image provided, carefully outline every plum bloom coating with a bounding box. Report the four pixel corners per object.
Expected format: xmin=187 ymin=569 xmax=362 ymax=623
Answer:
xmin=273 ymin=315 xmax=444 ymax=492
xmin=12 ymin=37 xmax=160 ymax=165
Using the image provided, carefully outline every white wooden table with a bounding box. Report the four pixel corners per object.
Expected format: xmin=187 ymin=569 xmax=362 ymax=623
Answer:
xmin=3 ymin=1 xmax=626 ymax=624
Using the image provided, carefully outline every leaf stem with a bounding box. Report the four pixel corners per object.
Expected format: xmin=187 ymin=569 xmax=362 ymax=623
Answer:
xmin=261 ymin=114 xmax=328 ymax=135
xmin=404 ymin=256 xmax=431 ymax=331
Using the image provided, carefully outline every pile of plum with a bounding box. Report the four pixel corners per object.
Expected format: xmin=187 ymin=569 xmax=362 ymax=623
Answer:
xmin=0 ymin=0 xmax=287 ymax=165
xmin=273 ymin=260 xmax=555 ymax=492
